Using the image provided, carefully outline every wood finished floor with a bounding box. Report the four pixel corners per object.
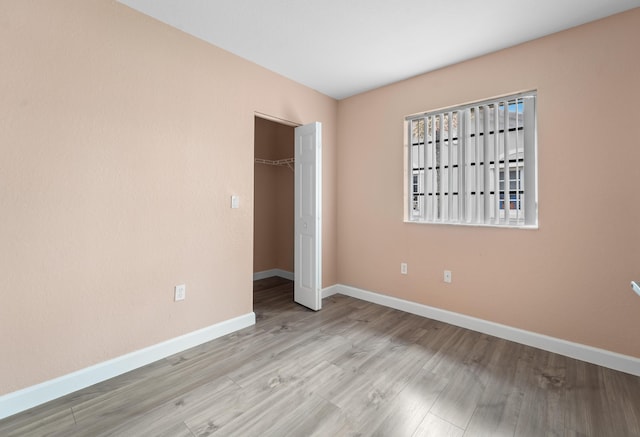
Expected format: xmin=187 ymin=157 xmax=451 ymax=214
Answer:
xmin=2 ymin=277 xmax=640 ymax=436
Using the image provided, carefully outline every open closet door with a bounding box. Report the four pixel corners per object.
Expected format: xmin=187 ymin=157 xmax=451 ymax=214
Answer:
xmin=294 ymin=122 xmax=322 ymax=311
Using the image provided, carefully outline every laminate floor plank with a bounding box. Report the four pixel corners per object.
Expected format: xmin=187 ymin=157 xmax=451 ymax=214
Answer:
xmin=370 ymin=369 xmax=449 ymax=437
xmin=601 ymin=368 xmax=640 ymax=436
xmin=2 ymin=277 xmax=640 ymax=436
xmin=232 ymin=338 xmax=352 ymax=390
xmin=427 ymin=332 xmax=503 ymax=430
xmin=182 ymin=369 xmax=293 ymax=436
xmin=565 ymin=360 xmax=640 ymax=437
xmin=107 ymin=420 xmax=195 ymax=437
xmin=280 ymin=395 xmax=353 ymax=437
xmin=0 ymin=405 xmax=76 ymax=437
xmin=429 ymin=363 xmax=485 ymax=430
xmin=93 ymin=376 xmax=238 ymax=437
xmin=206 ymin=360 xmax=344 ymax=436
xmin=69 ymin=351 xmax=249 ymax=427
xmin=412 ymin=412 xmax=465 ymax=437
xmin=461 ymin=338 xmax=532 ymax=436
xmin=513 ymin=348 xmax=567 ymax=437
xmin=420 ymin=325 xmax=478 ymax=378
xmin=463 ymin=348 xmax=528 ymax=437
xmin=317 ymin=337 xmax=436 ymax=435
xmin=329 ymin=312 xmax=429 ymax=375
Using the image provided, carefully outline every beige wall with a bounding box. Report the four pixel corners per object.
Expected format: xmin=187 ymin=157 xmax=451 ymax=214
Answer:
xmin=253 ymin=117 xmax=295 ymax=273
xmin=0 ymin=0 xmax=337 ymax=395
xmin=336 ymin=9 xmax=640 ymax=358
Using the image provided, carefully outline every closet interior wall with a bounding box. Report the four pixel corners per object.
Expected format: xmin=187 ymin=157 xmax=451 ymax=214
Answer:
xmin=253 ymin=117 xmax=295 ymax=276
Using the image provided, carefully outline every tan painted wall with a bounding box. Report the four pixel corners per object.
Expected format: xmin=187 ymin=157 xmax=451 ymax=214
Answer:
xmin=0 ymin=0 xmax=337 ymax=395
xmin=253 ymin=117 xmax=294 ymax=274
xmin=336 ymin=8 xmax=640 ymax=358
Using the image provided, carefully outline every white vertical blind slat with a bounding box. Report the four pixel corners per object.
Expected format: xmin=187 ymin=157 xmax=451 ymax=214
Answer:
xmin=516 ymin=98 xmax=522 ymax=223
xmin=447 ymin=111 xmax=454 ymax=221
xmin=523 ymin=97 xmax=536 ymax=226
xmin=503 ymin=101 xmax=511 ymax=223
xmin=434 ymin=114 xmax=444 ymax=222
xmin=483 ymin=105 xmax=491 ymax=223
xmin=420 ymin=120 xmax=424 ymax=220
xmin=459 ymin=110 xmax=467 ymax=223
xmin=410 ymin=120 xmax=414 ymax=218
xmin=493 ymin=104 xmax=500 ymax=224
xmin=430 ymin=115 xmax=436 ymax=221
xmin=474 ymin=106 xmax=481 ymax=223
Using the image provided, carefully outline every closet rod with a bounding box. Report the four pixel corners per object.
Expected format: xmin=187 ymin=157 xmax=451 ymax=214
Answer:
xmin=255 ymin=157 xmax=295 ymax=171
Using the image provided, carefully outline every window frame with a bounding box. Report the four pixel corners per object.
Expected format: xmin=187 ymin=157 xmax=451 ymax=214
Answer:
xmin=404 ymin=91 xmax=538 ymax=228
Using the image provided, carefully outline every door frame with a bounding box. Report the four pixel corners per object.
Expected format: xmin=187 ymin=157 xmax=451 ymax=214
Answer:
xmin=252 ymin=112 xmax=322 ymax=310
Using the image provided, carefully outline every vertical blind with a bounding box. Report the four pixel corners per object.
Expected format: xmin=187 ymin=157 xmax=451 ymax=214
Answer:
xmin=406 ymin=92 xmax=537 ymax=227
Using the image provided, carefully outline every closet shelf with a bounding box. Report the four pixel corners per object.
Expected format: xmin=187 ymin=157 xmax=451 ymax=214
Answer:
xmin=255 ymin=157 xmax=295 ymax=171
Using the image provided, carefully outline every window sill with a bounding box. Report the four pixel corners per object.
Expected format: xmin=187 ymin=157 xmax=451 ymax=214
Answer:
xmin=404 ymin=219 xmax=538 ymax=230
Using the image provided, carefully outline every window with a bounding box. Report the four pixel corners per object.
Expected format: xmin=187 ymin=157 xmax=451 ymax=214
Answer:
xmin=406 ymin=91 xmax=537 ymax=227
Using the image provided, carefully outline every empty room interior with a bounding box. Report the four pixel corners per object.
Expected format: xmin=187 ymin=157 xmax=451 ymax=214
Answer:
xmin=1 ymin=1 xmax=640 ymax=436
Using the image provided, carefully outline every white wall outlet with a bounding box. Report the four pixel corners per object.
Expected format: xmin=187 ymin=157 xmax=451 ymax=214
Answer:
xmin=174 ymin=284 xmax=186 ymax=301
xmin=400 ymin=263 xmax=408 ymax=275
xmin=231 ymin=195 xmax=240 ymax=209
xmin=444 ymin=270 xmax=452 ymax=283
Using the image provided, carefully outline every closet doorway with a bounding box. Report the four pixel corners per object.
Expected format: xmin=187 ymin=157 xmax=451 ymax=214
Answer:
xmin=253 ymin=115 xmax=296 ymax=284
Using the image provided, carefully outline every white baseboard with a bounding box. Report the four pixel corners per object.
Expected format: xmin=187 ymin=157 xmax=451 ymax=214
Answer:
xmin=253 ymin=269 xmax=294 ymax=281
xmin=325 ymin=284 xmax=640 ymax=377
xmin=0 ymin=312 xmax=256 ymax=421
xmin=322 ymin=285 xmax=339 ymax=299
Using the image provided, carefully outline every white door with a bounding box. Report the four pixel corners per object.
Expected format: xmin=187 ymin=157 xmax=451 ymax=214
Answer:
xmin=294 ymin=122 xmax=322 ymax=311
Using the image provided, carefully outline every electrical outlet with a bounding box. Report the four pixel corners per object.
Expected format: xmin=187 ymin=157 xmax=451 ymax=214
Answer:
xmin=174 ymin=284 xmax=186 ymax=301
xmin=400 ymin=263 xmax=408 ymax=275
xmin=444 ymin=270 xmax=452 ymax=283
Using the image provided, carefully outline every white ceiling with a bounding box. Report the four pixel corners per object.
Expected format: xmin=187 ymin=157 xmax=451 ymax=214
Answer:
xmin=118 ymin=0 xmax=638 ymax=100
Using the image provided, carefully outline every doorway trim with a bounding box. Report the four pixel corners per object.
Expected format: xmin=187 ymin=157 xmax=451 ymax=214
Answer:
xmin=254 ymin=111 xmax=301 ymax=127
xmin=252 ymin=112 xmax=323 ymax=310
